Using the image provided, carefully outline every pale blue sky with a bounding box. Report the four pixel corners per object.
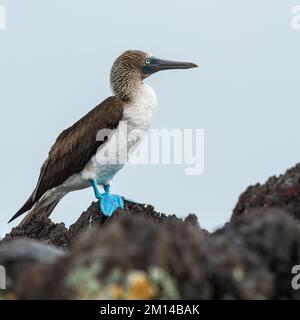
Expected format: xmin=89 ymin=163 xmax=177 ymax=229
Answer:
xmin=0 ymin=1 xmax=300 ymax=236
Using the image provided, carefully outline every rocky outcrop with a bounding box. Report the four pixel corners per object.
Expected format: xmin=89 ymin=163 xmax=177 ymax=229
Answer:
xmin=1 ymin=164 xmax=300 ymax=299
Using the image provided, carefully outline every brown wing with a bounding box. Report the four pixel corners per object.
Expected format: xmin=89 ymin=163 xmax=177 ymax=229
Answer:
xmin=9 ymin=96 xmax=125 ymax=223
xmin=33 ymin=96 xmax=125 ymax=202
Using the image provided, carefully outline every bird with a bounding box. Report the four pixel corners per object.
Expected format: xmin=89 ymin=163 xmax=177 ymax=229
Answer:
xmin=9 ymin=50 xmax=197 ymax=223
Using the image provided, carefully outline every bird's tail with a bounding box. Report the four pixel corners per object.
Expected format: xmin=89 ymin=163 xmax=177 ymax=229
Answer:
xmin=18 ymin=198 xmax=60 ymax=227
xmin=9 ymin=194 xmax=35 ymax=223
xmin=9 ymin=189 xmax=65 ymax=225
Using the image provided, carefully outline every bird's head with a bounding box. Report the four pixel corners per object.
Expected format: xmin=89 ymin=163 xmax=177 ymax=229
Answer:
xmin=110 ymin=50 xmax=197 ymax=100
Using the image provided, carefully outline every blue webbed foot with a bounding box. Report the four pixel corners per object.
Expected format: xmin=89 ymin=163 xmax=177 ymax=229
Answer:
xmin=100 ymin=192 xmax=124 ymax=216
xmin=91 ymin=180 xmax=124 ymax=217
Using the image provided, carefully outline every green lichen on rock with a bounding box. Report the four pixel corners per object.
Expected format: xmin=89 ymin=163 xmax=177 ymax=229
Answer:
xmin=66 ymin=260 xmax=179 ymax=300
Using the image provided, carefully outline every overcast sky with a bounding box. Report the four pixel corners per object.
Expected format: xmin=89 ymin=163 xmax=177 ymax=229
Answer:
xmin=0 ymin=0 xmax=300 ymax=236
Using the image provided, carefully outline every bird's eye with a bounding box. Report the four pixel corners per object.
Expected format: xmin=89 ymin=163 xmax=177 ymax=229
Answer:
xmin=145 ymin=58 xmax=151 ymax=65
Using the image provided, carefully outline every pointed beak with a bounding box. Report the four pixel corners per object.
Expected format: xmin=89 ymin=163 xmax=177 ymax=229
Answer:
xmin=143 ymin=57 xmax=198 ymax=76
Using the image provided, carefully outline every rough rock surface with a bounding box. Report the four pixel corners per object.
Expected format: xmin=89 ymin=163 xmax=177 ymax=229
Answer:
xmin=1 ymin=164 xmax=300 ymax=299
xmin=232 ymin=163 xmax=300 ymax=221
xmin=2 ymin=201 xmax=201 ymax=248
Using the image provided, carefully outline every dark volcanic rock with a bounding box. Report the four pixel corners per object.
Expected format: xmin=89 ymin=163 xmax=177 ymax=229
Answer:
xmin=2 ymin=163 xmax=300 ymax=299
xmin=232 ymin=163 xmax=300 ymax=221
xmin=4 ymin=208 xmax=300 ymax=300
xmin=3 ymin=214 xmax=70 ymax=248
xmin=2 ymin=200 xmax=205 ymax=249
xmin=1 ymin=203 xmax=209 ymax=300
xmin=0 ymin=239 xmax=66 ymax=300
xmin=0 ymin=239 xmax=66 ymax=265
xmin=216 ymin=208 xmax=300 ymax=299
xmin=18 ymin=215 xmax=207 ymax=299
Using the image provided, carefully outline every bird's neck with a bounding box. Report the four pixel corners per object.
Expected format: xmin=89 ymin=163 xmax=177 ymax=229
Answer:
xmin=110 ymin=71 xmax=144 ymax=102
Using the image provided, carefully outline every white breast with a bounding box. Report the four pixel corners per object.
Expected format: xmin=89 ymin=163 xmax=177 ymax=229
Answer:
xmin=72 ymin=84 xmax=157 ymax=188
xmin=122 ymin=84 xmax=157 ymax=152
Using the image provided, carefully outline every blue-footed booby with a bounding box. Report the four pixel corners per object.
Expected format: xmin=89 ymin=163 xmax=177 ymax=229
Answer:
xmin=9 ymin=50 xmax=197 ymax=223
